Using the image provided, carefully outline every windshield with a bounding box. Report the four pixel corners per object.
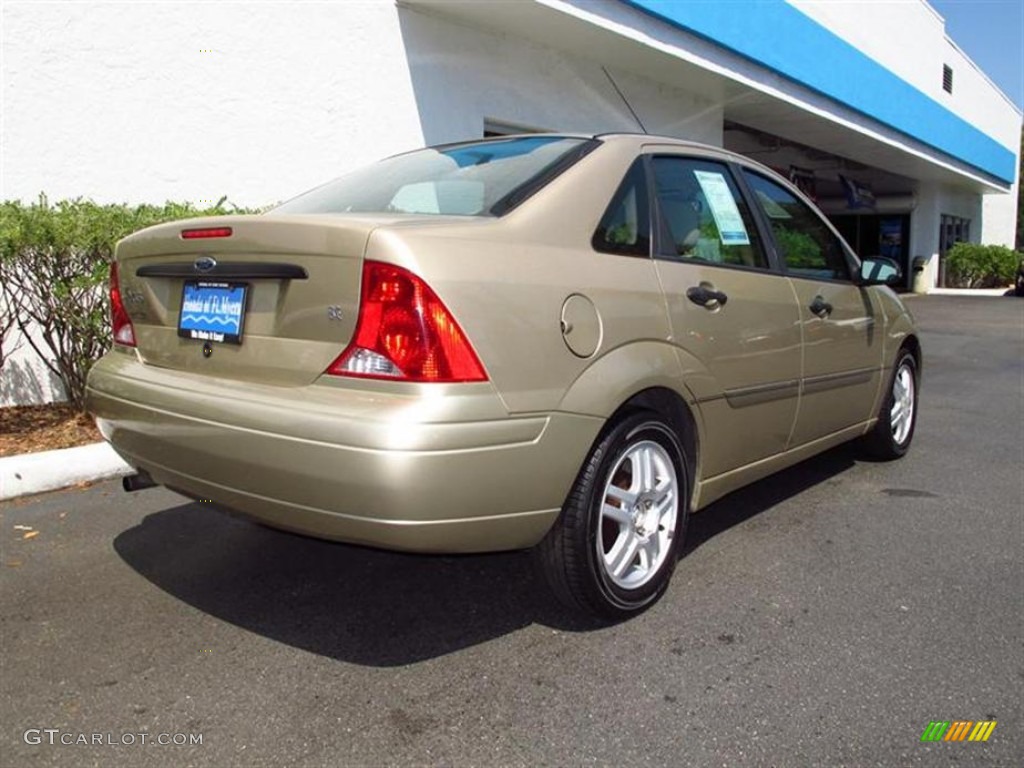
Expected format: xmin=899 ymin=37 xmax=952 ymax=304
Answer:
xmin=273 ymin=136 xmax=597 ymax=217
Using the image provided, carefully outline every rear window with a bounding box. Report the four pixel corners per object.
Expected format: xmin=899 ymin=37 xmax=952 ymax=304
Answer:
xmin=273 ymin=136 xmax=597 ymax=217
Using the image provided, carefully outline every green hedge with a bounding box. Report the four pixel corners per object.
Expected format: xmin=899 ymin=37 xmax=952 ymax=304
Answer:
xmin=944 ymin=242 xmax=1020 ymax=289
xmin=0 ymin=196 xmax=261 ymax=409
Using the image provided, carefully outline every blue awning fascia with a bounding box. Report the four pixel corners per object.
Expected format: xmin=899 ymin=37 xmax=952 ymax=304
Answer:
xmin=621 ymin=0 xmax=1017 ymax=185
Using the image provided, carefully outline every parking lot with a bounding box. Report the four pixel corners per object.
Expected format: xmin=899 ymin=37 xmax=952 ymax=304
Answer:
xmin=2 ymin=294 xmax=1021 ymax=767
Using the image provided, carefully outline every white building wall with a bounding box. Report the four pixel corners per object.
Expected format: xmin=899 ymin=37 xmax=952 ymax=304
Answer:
xmin=1 ymin=0 xmax=425 ymax=207
xmin=398 ymin=7 xmax=723 ymax=146
xmin=981 ymin=177 xmax=1020 ymax=248
xmin=0 ymin=322 xmax=67 ymax=408
xmin=789 ymin=0 xmax=1020 ymax=150
xmin=1 ymin=0 xmax=722 ymax=209
xmin=911 ymin=181 xmax=983 ymax=253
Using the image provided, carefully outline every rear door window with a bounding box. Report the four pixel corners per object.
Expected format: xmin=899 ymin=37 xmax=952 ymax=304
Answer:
xmin=651 ymin=157 xmax=768 ymax=270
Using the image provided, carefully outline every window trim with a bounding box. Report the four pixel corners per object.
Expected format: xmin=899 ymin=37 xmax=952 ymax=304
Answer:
xmin=646 ymin=153 xmax=778 ymax=275
xmin=728 ymin=161 xmax=784 ymax=274
xmin=490 ymin=138 xmax=602 ymax=217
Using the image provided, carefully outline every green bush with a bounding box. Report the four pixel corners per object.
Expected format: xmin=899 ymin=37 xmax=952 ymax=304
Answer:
xmin=944 ymin=242 xmax=1019 ymax=289
xmin=774 ymin=226 xmax=822 ymax=269
xmin=0 ymin=195 xmax=260 ymax=409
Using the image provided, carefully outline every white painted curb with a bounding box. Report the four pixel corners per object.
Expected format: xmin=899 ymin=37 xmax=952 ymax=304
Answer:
xmin=0 ymin=442 xmax=132 ymax=501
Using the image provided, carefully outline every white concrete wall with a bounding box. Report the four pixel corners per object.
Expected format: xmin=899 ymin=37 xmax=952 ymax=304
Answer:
xmin=1 ymin=323 xmax=67 ymax=408
xmin=398 ymin=6 xmax=723 ymax=146
xmin=789 ymin=0 xmax=1020 ymax=150
xmin=1 ymin=0 xmax=722 ymax=209
xmin=982 ymin=177 xmax=1020 ymax=248
xmin=1 ymin=0 xmax=425 ymax=207
xmin=909 ymin=179 xmax=985 ymax=289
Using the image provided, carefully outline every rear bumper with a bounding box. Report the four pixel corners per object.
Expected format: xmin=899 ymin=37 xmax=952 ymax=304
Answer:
xmin=86 ymin=352 xmax=602 ymax=553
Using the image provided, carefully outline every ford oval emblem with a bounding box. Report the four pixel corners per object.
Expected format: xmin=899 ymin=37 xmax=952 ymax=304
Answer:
xmin=194 ymin=256 xmax=217 ymax=273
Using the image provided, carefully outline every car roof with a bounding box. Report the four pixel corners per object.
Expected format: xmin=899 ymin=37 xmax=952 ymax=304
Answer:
xmin=441 ymin=132 xmax=767 ymax=172
xmin=597 ymin=132 xmax=759 ymax=165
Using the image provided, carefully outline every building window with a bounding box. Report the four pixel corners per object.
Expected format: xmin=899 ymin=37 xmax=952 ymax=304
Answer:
xmin=939 ymin=214 xmax=971 ymax=286
xmin=942 ymin=64 xmax=954 ymax=94
xmin=939 ymin=214 xmax=970 ymax=255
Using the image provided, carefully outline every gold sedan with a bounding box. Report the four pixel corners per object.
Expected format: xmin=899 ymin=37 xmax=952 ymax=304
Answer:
xmin=87 ymin=134 xmax=920 ymax=619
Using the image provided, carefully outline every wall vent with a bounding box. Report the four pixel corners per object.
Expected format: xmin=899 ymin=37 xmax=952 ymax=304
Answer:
xmin=942 ymin=64 xmax=954 ymax=94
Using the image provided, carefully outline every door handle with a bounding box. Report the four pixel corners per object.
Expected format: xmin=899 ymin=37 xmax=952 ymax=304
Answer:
xmin=809 ymin=296 xmax=833 ymax=317
xmin=686 ymin=285 xmax=728 ymax=308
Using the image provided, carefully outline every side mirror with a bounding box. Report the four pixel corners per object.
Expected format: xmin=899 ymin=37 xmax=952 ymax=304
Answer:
xmin=859 ymin=256 xmax=902 ymax=287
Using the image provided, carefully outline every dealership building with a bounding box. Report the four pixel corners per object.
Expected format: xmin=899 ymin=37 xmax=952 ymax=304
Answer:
xmin=1 ymin=0 xmax=1021 ymax=403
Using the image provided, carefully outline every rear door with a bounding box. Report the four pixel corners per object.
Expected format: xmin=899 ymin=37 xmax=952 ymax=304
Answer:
xmin=648 ymin=153 xmax=801 ymax=478
xmin=740 ymin=170 xmax=883 ymax=447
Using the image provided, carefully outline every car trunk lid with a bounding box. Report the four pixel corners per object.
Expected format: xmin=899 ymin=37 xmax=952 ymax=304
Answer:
xmin=115 ymin=214 xmax=393 ymax=386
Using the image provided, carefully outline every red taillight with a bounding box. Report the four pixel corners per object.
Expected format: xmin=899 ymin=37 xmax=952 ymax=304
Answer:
xmin=181 ymin=227 xmax=232 ymax=239
xmin=327 ymin=262 xmax=487 ymax=383
xmin=109 ymin=262 xmax=137 ymax=347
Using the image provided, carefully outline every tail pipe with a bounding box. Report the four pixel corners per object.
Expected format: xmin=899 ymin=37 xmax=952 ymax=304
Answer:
xmin=122 ymin=469 xmax=157 ymax=493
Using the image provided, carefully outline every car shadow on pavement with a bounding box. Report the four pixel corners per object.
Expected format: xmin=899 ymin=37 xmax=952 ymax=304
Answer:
xmin=113 ymin=445 xmax=858 ymax=666
xmin=684 ymin=444 xmax=858 ymax=555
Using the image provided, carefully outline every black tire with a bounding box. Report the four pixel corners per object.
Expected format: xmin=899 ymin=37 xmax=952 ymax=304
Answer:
xmin=861 ymin=349 xmax=918 ymax=460
xmin=534 ymin=411 xmax=689 ymax=620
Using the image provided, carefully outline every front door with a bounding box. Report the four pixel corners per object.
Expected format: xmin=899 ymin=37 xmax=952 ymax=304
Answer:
xmin=741 ymin=170 xmax=883 ymax=448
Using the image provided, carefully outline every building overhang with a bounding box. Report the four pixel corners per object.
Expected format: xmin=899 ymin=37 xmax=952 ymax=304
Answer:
xmin=403 ymin=0 xmax=1017 ymax=195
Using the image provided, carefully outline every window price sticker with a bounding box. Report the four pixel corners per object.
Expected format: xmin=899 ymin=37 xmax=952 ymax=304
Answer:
xmin=694 ymin=170 xmax=751 ymax=246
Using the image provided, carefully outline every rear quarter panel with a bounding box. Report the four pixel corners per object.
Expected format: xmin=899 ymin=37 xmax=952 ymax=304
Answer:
xmin=365 ymin=140 xmax=680 ymax=416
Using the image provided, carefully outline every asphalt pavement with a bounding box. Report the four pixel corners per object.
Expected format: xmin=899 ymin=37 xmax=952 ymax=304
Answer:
xmin=2 ymin=294 xmax=1022 ymax=767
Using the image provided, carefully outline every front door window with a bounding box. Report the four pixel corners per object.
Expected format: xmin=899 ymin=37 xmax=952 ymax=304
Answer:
xmin=742 ymin=172 xmax=851 ymax=281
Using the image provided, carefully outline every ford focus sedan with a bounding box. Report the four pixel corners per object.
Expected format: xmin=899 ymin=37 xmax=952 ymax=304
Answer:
xmin=87 ymin=134 xmax=920 ymax=619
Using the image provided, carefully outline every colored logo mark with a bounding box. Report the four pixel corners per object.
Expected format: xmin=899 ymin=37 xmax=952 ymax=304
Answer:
xmin=920 ymin=721 xmax=997 ymax=742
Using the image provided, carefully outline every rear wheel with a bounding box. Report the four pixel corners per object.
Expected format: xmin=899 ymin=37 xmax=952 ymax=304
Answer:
xmin=535 ymin=412 xmax=689 ymax=620
xmin=862 ymin=349 xmax=918 ymax=460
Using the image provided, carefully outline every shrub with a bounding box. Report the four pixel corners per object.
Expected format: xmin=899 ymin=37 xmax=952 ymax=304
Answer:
xmin=774 ymin=226 xmax=822 ymax=269
xmin=0 ymin=196 xmax=260 ymax=410
xmin=944 ymin=242 xmax=1019 ymax=289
